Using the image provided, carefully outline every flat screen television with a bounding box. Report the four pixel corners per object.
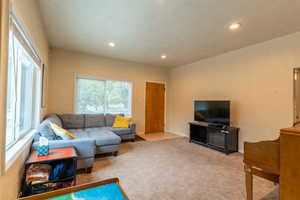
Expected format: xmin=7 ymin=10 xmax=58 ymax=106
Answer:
xmin=194 ymin=100 xmax=230 ymax=125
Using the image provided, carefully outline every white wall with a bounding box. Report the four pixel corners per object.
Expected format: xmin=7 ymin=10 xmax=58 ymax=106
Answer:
xmin=48 ymin=48 xmax=169 ymax=133
xmin=167 ymin=32 xmax=300 ymax=152
xmin=0 ymin=0 xmax=49 ymax=199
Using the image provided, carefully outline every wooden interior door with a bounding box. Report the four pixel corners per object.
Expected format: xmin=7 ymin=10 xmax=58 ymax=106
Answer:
xmin=145 ymin=82 xmax=165 ymax=133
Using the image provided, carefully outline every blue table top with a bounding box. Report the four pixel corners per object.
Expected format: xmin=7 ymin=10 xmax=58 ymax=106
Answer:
xmin=47 ymin=183 xmax=127 ymax=200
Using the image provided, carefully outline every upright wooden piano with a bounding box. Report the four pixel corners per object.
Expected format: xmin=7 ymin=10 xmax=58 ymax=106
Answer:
xmin=244 ymin=126 xmax=300 ymax=200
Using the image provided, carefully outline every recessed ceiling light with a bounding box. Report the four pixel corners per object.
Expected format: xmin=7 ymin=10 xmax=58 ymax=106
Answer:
xmin=161 ymin=54 xmax=167 ymax=59
xmin=108 ymin=42 xmax=115 ymax=47
xmin=229 ymin=23 xmax=241 ymax=30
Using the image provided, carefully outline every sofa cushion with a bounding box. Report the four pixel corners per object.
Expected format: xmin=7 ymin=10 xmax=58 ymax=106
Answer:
xmin=37 ymin=119 xmax=59 ymax=141
xmin=87 ymin=130 xmax=121 ymax=146
xmin=105 ymin=114 xmax=124 ymax=127
xmin=105 ymin=114 xmax=116 ymax=127
xmin=109 ymin=127 xmax=132 ymax=136
xmin=59 ymin=114 xmax=85 ymax=129
xmin=36 ymin=114 xmax=63 ymax=141
xmin=46 ymin=114 xmax=63 ymax=127
xmin=68 ymin=128 xmax=121 ymax=146
xmin=85 ymin=114 xmax=105 ymax=128
xmin=83 ymin=127 xmax=110 ymax=132
xmin=50 ymin=122 xmax=76 ymax=140
xmin=68 ymin=129 xmax=89 ymax=138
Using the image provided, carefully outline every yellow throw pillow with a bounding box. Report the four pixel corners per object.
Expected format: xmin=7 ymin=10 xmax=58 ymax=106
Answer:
xmin=113 ymin=115 xmax=132 ymax=128
xmin=50 ymin=122 xmax=76 ymax=140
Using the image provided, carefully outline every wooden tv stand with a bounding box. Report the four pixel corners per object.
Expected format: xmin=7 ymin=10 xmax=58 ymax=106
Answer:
xmin=189 ymin=121 xmax=239 ymax=154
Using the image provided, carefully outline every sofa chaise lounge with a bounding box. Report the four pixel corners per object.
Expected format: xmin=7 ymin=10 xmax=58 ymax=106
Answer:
xmin=32 ymin=113 xmax=136 ymax=172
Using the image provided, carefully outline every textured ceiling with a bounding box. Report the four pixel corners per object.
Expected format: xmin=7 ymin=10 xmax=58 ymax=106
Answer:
xmin=38 ymin=0 xmax=300 ymax=67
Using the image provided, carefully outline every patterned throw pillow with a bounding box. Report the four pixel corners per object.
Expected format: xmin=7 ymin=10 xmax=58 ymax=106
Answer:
xmin=37 ymin=119 xmax=59 ymax=141
xmin=49 ymin=122 xmax=76 ymax=140
xmin=112 ymin=115 xmax=132 ymax=128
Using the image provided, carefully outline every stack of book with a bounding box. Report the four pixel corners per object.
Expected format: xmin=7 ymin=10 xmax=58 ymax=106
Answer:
xmin=26 ymin=164 xmax=51 ymax=185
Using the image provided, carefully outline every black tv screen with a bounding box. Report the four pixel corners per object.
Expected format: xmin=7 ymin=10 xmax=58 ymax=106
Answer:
xmin=194 ymin=101 xmax=230 ymax=125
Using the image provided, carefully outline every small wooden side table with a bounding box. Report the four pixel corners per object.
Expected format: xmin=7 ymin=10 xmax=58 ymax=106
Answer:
xmin=20 ymin=147 xmax=78 ymax=197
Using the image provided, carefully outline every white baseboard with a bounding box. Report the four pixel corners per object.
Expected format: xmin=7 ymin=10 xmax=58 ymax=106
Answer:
xmin=141 ymin=129 xmax=244 ymax=154
xmin=138 ymin=130 xmax=188 ymax=137
xmin=166 ymin=130 xmax=245 ymax=154
xmin=166 ymin=129 xmax=188 ymax=137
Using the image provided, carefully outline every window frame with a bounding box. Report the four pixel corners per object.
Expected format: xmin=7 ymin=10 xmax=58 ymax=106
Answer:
xmin=74 ymin=75 xmax=133 ymax=116
xmin=14 ymin=42 xmax=38 ymax=139
xmin=5 ymin=13 xmax=42 ymax=155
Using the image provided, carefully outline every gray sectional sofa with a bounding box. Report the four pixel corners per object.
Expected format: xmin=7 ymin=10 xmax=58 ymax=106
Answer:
xmin=32 ymin=113 xmax=136 ymax=172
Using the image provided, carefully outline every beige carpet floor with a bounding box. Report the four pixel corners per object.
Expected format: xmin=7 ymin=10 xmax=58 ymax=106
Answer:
xmin=77 ymin=138 xmax=276 ymax=200
xmin=138 ymin=132 xmax=183 ymax=141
